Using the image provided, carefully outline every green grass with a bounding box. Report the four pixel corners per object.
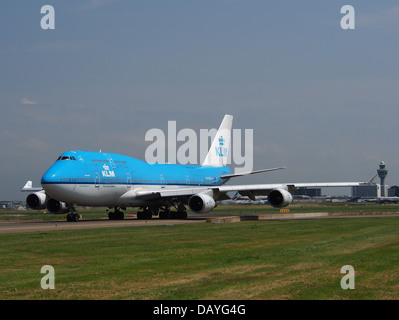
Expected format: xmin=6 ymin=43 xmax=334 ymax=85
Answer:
xmin=1 ymin=215 xmax=399 ymax=299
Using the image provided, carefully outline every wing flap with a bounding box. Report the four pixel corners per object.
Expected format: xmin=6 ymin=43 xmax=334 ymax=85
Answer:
xmin=215 ymin=181 xmax=367 ymax=197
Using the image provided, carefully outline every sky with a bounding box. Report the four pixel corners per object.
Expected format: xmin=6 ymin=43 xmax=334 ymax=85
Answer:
xmin=1 ymin=0 xmax=399 ymax=200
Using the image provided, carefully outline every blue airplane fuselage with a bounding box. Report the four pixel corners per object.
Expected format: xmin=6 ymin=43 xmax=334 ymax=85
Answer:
xmin=40 ymin=151 xmax=231 ymax=206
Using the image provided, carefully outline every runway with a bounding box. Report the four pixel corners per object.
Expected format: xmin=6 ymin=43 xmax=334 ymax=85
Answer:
xmin=1 ymin=211 xmax=398 ymax=234
xmin=0 ymin=217 xmax=205 ymax=234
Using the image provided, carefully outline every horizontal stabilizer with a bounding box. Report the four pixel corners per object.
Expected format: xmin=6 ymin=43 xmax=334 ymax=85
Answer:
xmin=221 ymin=167 xmax=286 ymax=179
xmin=21 ymin=180 xmax=43 ymax=192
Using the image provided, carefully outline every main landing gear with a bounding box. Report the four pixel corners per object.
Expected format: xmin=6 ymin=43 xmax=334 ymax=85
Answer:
xmin=64 ymin=204 xmax=188 ymax=222
xmin=136 ymin=204 xmax=188 ymax=220
xmin=137 ymin=206 xmax=157 ymax=220
xmin=108 ymin=207 xmax=125 ymax=220
xmin=159 ymin=204 xmax=187 ymax=220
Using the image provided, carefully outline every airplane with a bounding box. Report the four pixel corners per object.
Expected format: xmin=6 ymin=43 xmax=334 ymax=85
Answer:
xmin=364 ymin=197 xmax=399 ymax=204
xmin=21 ymin=114 xmax=369 ymax=222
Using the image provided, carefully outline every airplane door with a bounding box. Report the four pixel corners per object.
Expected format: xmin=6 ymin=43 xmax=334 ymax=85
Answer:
xmin=126 ymin=173 xmax=131 ymax=189
xmin=160 ymin=174 xmax=165 ymax=188
xmin=104 ymin=153 xmax=116 ymax=169
xmin=185 ymin=175 xmax=190 ymax=186
xmin=95 ymin=172 xmax=100 ymax=189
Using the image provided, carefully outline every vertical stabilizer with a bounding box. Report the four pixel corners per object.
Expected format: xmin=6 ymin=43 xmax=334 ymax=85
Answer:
xmin=202 ymin=114 xmax=233 ymax=167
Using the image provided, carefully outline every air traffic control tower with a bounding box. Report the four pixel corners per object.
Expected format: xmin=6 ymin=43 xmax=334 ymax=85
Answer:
xmin=377 ymin=161 xmax=388 ymax=197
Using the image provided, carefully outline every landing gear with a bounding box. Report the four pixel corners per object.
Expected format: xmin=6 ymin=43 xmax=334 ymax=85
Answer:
xmin=108 ymin=207 xmax=125 ymax=220
xmin=66 ymin=212 xmax=79 ymax=222
xmin=66 ymin=204 xmax=79 ymax=222
xmin=158 ymin=203 xmax=187 ymax=220
xmin=135 ymin=204 xmax=187 ymax=220
xmin=137 ymin=206 xmax=158 ymax=220
xmin=159 ymin=207 xmax=171 ymax=219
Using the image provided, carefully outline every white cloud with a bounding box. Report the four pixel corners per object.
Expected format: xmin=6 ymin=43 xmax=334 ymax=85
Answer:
xmin=21 ymin=98 xmax=37 ymax=105
xmin=78 ymin=0 xmax=114 ymax=11
xmin=357 ymin=5 xmax=399 ymax=28
xmin=29 ymin=40 xmax=92 ymax=53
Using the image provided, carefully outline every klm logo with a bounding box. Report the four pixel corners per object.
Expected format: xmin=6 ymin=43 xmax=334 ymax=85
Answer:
xmin=102 ymin=164 xmax=115 ymax=177
xmin=215 ymin=136 xmax=227 ymax=158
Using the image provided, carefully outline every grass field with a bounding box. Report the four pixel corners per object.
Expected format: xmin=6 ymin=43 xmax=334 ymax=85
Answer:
xmin=0 ymin=207 xmax=398 ymax=300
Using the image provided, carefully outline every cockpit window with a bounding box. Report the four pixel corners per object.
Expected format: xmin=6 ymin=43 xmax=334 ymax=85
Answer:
xmin=57 ymin=156 xmax=76 ymax=161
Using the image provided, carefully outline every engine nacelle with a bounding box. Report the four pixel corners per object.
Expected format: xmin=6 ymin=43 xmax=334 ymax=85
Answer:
xmin=26 ymin=191 xmax=48 ymax=210
xmin=188 ymin=193 xmax=216 ymax=214
xmin=46 ymin=198 xmax=69 ymax=214
xmin=268 ymin=189 xmax=293 ymax=208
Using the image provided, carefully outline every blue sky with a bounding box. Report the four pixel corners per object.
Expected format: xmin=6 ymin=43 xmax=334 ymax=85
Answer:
xmin=1 ymin=1 xmax=399 ymax=199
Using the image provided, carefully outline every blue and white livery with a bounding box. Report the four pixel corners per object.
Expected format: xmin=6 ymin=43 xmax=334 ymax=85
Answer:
xmin=22 ymin=115 xmax=366 ymax=221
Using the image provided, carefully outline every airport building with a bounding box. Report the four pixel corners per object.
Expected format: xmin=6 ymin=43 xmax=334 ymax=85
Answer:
xmin=388 ymin=186 xmax=399 ymax=197
xmin=0 ymin=201 xmax=25 ymax=209
xmin=295 ymin=187 xmax=322 ymax=197
xmin=351 ymin=161 xmax=392 ymax=199
xmin=351 ymin=185 xmax=379 ymax=198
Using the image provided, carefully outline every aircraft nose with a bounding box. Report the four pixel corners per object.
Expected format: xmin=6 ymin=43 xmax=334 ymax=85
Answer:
xmin=41 ymin=165 xmax=59 ymax=185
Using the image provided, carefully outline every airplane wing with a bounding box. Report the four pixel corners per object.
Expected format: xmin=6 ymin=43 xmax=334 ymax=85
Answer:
xmin=130 ymin=180 xmax=370 ymax=213
xmin=133 ymin=181 xmax=367 ymax=202
xmin=215 ymin=182 xmax=366 ymax=199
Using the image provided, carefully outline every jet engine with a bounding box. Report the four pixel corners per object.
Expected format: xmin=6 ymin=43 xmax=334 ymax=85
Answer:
xmin=46 ymin=198 xmax=69 ymax=214
xmin=26 ymin=191 xmax=48 ymax=210
xmin=188 ymin=193 xmax=216 ymax=214
xmin=267 ymin=189 xmax=293 ymax=208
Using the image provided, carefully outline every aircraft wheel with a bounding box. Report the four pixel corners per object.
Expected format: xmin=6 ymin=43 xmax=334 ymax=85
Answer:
xmin=109 ymin=208 xmax=125 ymax=220
xmin=159 ymin=209 xmax=170 ymax=219
xmin=176 ymin=211 xmax=187 ymax=219
xmin=67 ymin=213 xmax=79 ymax=222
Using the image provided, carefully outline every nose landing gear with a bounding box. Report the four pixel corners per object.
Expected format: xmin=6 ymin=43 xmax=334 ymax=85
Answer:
xmin=66 ymin=204 xmax=79 ymax=222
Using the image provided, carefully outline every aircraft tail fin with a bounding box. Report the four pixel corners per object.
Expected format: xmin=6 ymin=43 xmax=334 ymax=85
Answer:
xmin=201 ymin=114 xmax=233 ymax=167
